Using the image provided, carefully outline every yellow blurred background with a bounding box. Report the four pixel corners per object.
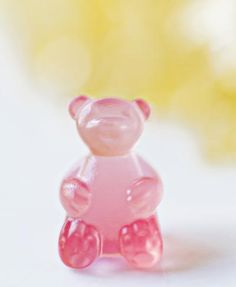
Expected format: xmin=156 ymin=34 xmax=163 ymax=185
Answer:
xmin=1 ymin=0 xmax=236 ymax=161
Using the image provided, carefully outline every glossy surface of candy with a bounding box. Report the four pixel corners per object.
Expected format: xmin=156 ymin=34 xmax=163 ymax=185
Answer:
xmin=59 ymin=96 xmax=163 ymax=269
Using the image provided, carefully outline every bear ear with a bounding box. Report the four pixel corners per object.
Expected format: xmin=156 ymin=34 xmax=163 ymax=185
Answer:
xmin=68 ymin=95 xmax=89 ymax=120
xmin=133 ymin=99 xmax=151 ymax=120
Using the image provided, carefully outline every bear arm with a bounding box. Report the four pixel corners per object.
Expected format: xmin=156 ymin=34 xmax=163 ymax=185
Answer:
xmin=60 ymin=177 xmax=91 ymax=218
xmin=127 ymin=176 xmax=163 ymax=218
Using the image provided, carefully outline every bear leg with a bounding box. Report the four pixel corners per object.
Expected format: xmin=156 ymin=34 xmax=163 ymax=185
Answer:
xmin=59 ymin=217 xmax=101 ymax=269
xmin=119 ymin=216 xmax=162 ymax=268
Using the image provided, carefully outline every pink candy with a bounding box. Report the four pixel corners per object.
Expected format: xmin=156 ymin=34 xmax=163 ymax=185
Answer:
xmin=58 ymin=96 xmax=163 ymax=269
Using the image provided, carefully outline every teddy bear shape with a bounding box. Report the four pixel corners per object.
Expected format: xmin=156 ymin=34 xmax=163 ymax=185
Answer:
xmin=59 ymin=96 xmax=163 ymax=269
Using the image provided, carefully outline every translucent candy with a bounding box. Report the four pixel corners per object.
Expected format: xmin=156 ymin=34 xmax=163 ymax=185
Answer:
xmin=59 ymin=96 xmax=163 ymax=269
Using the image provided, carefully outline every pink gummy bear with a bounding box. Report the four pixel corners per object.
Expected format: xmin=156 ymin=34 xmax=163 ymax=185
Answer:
xmin=58 ymin=96 xmax=163 ymax=269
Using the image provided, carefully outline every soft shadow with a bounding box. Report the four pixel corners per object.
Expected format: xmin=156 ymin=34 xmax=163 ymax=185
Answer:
xmin=72 ymin=232 xmax=220 ymax=277
xmin=159 ymin=233 xmax=219 ymax=273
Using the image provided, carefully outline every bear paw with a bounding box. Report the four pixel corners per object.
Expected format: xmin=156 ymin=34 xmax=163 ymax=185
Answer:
xmin=59 ymin=218 xmax=101 ymax=269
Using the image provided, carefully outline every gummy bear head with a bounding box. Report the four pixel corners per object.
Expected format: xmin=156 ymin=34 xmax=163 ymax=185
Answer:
xmin=68 ymin=96 xmax=151 ymax=156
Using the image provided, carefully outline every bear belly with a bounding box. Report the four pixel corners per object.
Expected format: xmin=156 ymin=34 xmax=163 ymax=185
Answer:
xmin=78 ymin=154 xmax=142 ymax=254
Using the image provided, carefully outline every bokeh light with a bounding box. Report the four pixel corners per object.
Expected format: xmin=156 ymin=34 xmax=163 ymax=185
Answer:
xmin=1 ymin=0 xmax=236 ymax=161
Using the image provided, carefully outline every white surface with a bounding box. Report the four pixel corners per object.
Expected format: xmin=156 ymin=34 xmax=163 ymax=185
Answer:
xmin=0 ymin=30 xmax=236 ymax=287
